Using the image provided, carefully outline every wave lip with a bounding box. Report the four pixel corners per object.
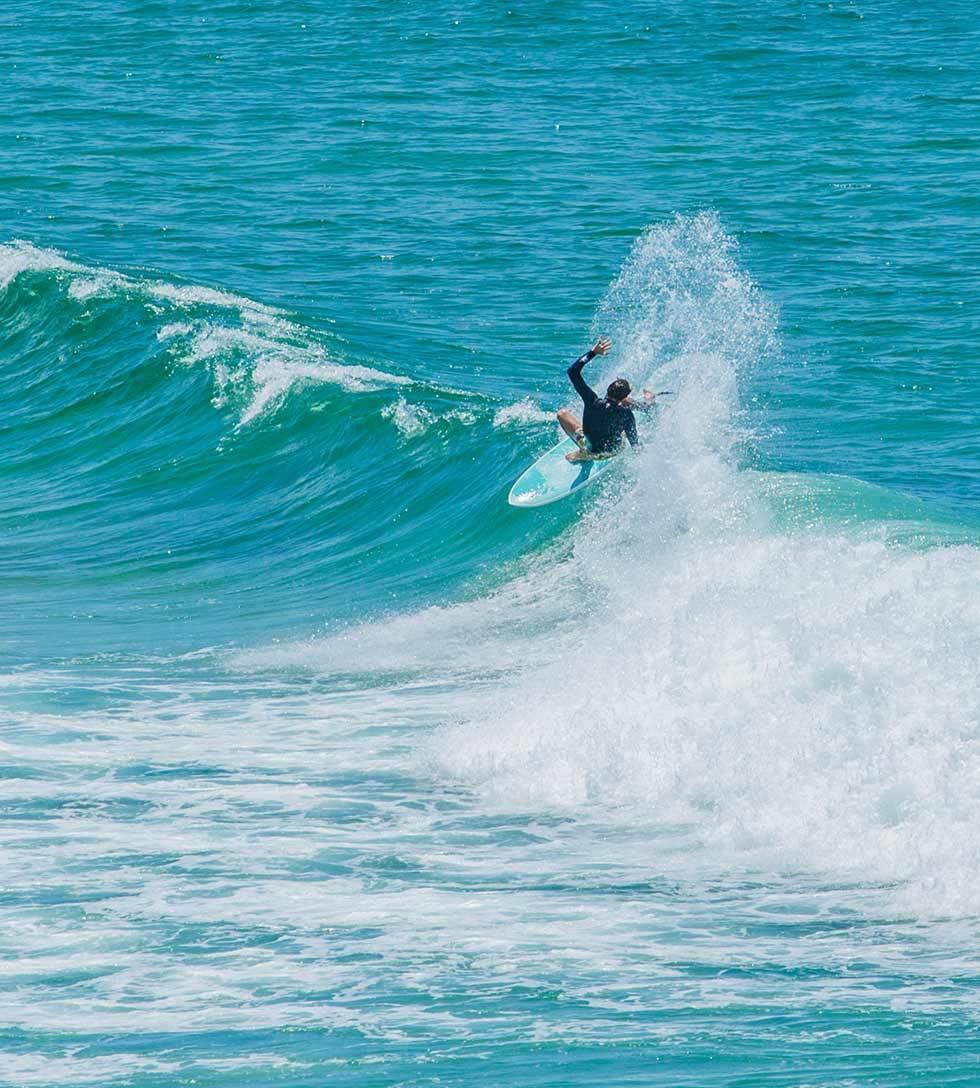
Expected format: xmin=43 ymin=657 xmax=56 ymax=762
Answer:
xmin=0 ymin=239 xmax=413 ymax=430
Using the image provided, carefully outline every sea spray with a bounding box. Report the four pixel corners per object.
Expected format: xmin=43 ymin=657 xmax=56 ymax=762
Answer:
xmin=590 ymin=211 xmax=777 ymax=390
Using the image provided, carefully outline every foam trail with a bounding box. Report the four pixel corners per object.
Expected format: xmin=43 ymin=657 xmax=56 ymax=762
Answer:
xmin=0 ymin=240 xmax=77 ymax=289
xmin=0 ymin=240 xmax=273 ymax=314
xmin=0 ymin=240 xmax=528 ymax=439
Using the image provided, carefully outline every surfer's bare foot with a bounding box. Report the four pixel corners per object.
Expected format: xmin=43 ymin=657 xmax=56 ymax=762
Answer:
xmin=565 ymin=449 xmax=591 ymax=462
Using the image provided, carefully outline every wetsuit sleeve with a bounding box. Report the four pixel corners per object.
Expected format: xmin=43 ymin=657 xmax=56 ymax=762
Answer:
xmin=566 ymin=351 xmax=598 ymax=406
xmin=624 ymin=410 xmax=639 ymax=447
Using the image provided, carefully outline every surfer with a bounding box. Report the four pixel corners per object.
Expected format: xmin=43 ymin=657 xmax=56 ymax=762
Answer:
xmin=557 ymin=337 xmax=658 ymax=462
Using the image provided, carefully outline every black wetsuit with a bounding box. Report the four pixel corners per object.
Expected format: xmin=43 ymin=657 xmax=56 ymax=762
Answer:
xmin=567 ymin=351 xmax=639 ymax=453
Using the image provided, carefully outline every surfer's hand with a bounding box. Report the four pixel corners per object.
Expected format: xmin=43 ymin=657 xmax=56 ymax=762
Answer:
xmin=590 ymin=336 xmax=612 ymax=357
xmin=642 ymin=388 xmax=655 ymax=402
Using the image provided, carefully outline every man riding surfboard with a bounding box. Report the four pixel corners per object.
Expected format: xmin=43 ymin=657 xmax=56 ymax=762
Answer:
xmin=557 ymin=337 xmax=658 ymax=462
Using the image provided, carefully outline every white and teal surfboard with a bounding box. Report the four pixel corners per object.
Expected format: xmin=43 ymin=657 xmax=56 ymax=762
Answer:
xmin=507 ymin=437 xmax=619 ymax=508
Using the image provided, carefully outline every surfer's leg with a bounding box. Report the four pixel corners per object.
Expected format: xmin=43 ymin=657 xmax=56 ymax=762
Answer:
xmin=558 ymin=409 xmax=596 ymax=462
xmin=557 ymin=410 xmax=594 ymax=461
xmin=557 ymin=409 xmax=587 ymax=449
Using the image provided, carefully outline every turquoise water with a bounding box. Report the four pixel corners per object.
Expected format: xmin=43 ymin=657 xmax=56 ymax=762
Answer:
xmin=4 ymin=2 xmax=980 ymax=1084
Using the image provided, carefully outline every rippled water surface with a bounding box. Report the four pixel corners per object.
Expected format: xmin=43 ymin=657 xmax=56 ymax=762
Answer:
xmin=3 ymin=2 xmax=980 ymax=1085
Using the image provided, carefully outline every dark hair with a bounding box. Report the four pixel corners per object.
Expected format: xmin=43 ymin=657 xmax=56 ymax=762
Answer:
xmin=607 ymin=378 xmax=631 ymax=402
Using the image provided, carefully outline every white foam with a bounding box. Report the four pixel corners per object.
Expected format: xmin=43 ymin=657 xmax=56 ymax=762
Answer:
xmin=156 ymin=321 xmax=194 ymax=340
xmin=0 ymin=240 xmax=79 ymax=290
xmin=0 ymin=240 xmax=273 ymax=319
xmin=67 ymin=273 xmax=124 ymax=301
xmin=4 ymin=659 xmax=976 ymax=1051
xmin=381 ymin=396 xmax=435 ymax=438
xmin=145 ymin=279 xmax=275 ymax=313
xmin=0 ymin=1053 xmax=180 ymax=1085
xmin=377 ymin=400 xmax=478 ymax=438
xmin=237 ymin=355 xmax=407 ymax=426
xmin=493 ymin=398 xmax=554 ymax=427
xmin=174 ymin=322 xmax=411 ymax=425
xmin=233 ymin=556 xmax=576 ymax=679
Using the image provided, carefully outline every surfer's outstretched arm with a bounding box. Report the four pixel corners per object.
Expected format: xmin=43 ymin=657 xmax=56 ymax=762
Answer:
xmin=566 ymin=354 xmax=598 ymax=406
xmin=627 ymin=391 xmax=657 ymax=413
xmin=566 ymin=336 xmax=611 ymax=405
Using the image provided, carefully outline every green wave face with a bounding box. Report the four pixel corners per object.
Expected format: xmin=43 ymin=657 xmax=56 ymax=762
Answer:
xmin=0 ymin=242 xmax=573 ymax=657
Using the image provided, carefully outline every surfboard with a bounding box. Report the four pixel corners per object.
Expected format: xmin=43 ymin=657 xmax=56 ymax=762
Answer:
xmin=507 ymin=436 xmax=619 ymax=507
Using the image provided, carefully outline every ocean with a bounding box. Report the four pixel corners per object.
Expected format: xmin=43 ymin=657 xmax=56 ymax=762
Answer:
xmin=3 ymin=2 xmax=980 ymax=1084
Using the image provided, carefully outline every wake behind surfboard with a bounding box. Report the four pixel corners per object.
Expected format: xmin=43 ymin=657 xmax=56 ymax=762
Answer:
xmin=507 ymin=436 xmax=619 ymax=508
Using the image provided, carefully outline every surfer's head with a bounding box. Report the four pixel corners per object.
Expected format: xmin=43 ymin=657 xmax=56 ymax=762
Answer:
xmin=607 ymin=378 xmax=631 ymax=403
